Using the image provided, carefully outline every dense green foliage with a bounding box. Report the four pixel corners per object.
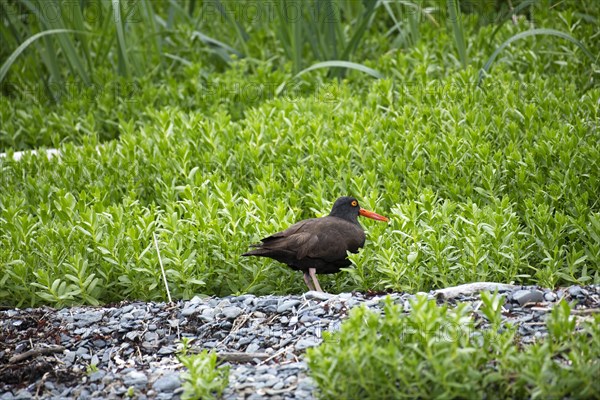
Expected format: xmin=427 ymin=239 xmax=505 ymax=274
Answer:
xmin=307 ymin=295 xmax=600 ymax=398
xmin=1 ymin=64 xmax=598 ymax=306
xmin=2 ymin=0 xmax=598 ymax=150
xmin=1 ymin=1 xmax=599 ymax=308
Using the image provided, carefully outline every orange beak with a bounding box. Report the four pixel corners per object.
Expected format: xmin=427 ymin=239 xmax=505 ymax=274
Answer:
xmin=359 ymin=208 xmax=389 ymax=222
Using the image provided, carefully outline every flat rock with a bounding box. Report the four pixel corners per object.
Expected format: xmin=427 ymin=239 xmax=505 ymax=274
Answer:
xmin=124 ymin=371 xmax=148 ymax=388
xmin=304 ymin=291 xmax=334 ymax=301
xmin=277 ymin=300 xmax=301 ymax=313
xmin=512 ymin=289 xmax=544 ymax=306
xmin=152 ymin=373 xmax=181 ymax=392
xmin=222 ymin=306 xmax=243 ymax=319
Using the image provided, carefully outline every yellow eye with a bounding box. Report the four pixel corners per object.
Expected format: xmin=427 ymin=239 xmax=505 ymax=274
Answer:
xmin=351 ymin=200 xmax=358 ymax=207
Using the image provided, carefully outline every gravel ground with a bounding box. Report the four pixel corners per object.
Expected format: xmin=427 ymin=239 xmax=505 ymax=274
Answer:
xmin=1 ymin=285 xmax=599 ymax=399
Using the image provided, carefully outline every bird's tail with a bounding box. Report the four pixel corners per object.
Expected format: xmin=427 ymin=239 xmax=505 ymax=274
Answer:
xmin=241 ymin=244 xmax=263 ymax=257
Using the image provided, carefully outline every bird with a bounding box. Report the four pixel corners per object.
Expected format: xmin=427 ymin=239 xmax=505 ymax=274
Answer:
xmin=242 ymin=196 xmax=389 ymax=292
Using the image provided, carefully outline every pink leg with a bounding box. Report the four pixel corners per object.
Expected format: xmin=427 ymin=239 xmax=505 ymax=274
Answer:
xmin=303 ymin=271 xmax=315 ymax=291
xmin=309 ymin=268 xmax=323 ymax=292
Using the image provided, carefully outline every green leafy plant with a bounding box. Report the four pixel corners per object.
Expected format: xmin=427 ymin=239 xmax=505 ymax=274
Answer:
xmin=307 ymin=295 xmax=600 ymax=399
xmin=177 ymin=338 xmax=230 ymax=400
xmin=1 ymin=2 xmax=598 ymax=306
xmin=479 ymin=290 xmax=504 ymax=328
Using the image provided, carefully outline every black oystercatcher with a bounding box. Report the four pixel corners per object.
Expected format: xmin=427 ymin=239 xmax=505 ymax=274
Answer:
xmin=242 ymin=196 xmax=389 ymax=292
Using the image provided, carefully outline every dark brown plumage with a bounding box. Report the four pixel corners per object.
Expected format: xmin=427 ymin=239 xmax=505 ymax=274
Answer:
xmin=242 ymin=196 xmax=388 ymax=292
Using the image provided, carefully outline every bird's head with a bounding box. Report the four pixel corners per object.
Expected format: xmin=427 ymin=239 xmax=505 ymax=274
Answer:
xmin=329 ymin=196 xmax=389 ymax=223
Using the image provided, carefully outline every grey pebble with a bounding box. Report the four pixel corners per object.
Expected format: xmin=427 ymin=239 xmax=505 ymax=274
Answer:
xmin=181 ymin=304 xmax=198 ymax=316
xmin=222 ymin=306 xmax=243 ymax=320
xmin=124 ymin=371 xmax=148 ymax=388
xmin=544 ymin=292 xmax=558 ymax=302
xmin=304 ymin=291 xmax=334 ymax=301
xmin=339 ymin=292 xmax=353 ymax=300
xmin=568 ymin=286 xmax=588 ymax=297
xmin=152 ymin=373 xmax=181 ymax=392
xmin=125 ymin=331 xmax=141 ymax=341
xmin=295 ymin=338 xmax=318 ymax=351
xmin=277 ymin=300 xmax=301 ymax=313
xmin=89 ymin=370 xmax=106 ymax=383
xmin=246 ymin=342 xmax=260 ymax=353
xmin=512 ymin=289 xmax=544 ymax=306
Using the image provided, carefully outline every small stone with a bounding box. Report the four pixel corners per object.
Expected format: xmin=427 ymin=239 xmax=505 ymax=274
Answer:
xmin=300 ymin=315 xmax=318 ymax=323
xmin=277 ymin=300 xmax=301 ymax=313
xmin=200 ymin=308 xmax=214 ymax=322
xmin=304 ymin=291 xmax=334 ymax=301
xmin=144 ymin=332 xmax=159 ymax=342
xmin=246 ymin=343 xmax=260 ymax=353
xmin=157 ymin=346 xmax=176 ymax=355
xmin=89 ymin=370 xmax=106 ymax=383
xmin=273 ymin=381 xmax=284 ymax=390
xmin=544 ymin=292 xmax=558 ymax=302
xmin=239 ymin=336 xmax=254 ymax=346
xmin=181 ymin=304 xmax=198 ymax=317
xmin=512 ymin=289 xmax=544 ymax=306
xmin=339 ymin=292 xmax=352 ymax=300
xmin=64 ymin=350 xmax=76 ymax=363
xmin=295 ymin=389 xmax=311 ymax=399
xmin=568 ymin=286 xmax=588 ymax=297
xmin=124 ymin=371 xmax=148 ymax=388
xmin=222 ymin=306 xmax=243 ymax=320
xmin=74 ymin=311 xmax=104 ymax=327
xmin=188 ymin=296 xmax=203 ymax=304
xmin=125 ymin=331 xmax=140 ymax=341
xmin=152 ymin=373 xmax=181 ymax=393
xmin=295 ymin=338 xmax=317 ymax=351
xmin=284 ymin=375 xmax=297 ymax=385
xmin=76 ymin=346 xmax=89 ymax=356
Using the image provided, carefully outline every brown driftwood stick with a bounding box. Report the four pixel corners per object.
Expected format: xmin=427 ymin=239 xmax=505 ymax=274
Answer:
xmin=216 ymin=352 xmax=271 ymax=363
xmin=9 ymin=346 xmax=66 ymax=364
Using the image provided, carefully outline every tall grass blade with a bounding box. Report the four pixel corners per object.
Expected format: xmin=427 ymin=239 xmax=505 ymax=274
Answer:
xmin=290 ymin=1 xmax=303 ymax=74
xmin=20 ymin=0 xmax=91 ymax=84
xmin=489 ymin=0 xmax=538 ymax=43
xmin=448 ymin=0 xmax=468 ymax=68
xmin=479 ymin=28 xmax=598 ymax=84
xmin=275 ymin=60 xmax=383 ymax=95
xmin=0 ymin=29 xmax=85 ymax=84
xmin=298 ymin=61 xmax=383 ymax=79
xmin=191 ymin=31 xmax=243 ymax=63
xmin=212 ymin=0 xmax=249 ymax=55
xmin=70 ymin=0 xmax=94 ymax=74
xmin=340 ymin=0 xmax=378 ymax=60
xmin=138 ymin=0 xmax=162 ymax=69
xmin=111 ymin=0 xmax=130 ymax=77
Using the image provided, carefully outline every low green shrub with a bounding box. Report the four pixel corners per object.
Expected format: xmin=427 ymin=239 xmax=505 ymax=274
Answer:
xmin=1 ymin=66 xmax=599 ymax=307
xmin=307 ymin=295 xmax=600 ymax=399
xmin=177 ymin=338 xmax=230 ymax=400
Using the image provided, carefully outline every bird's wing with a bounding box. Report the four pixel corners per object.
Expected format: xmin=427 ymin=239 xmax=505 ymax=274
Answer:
xmin=257 ymin=219 xmax=324 ymax=260
xmin=252 ymin=217 xmax=364 ymax=261
xmin=259 ymin=219 xmax=316 ymax=242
